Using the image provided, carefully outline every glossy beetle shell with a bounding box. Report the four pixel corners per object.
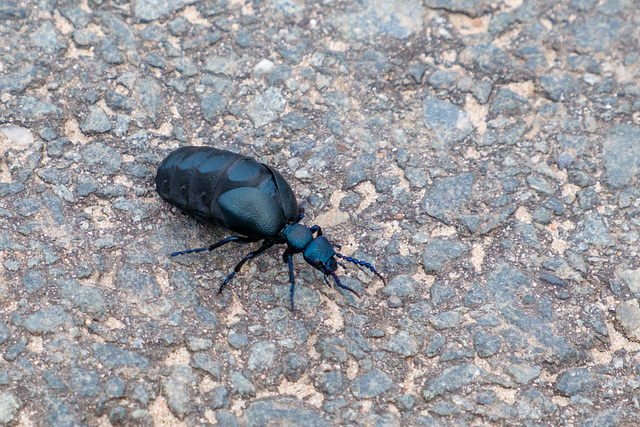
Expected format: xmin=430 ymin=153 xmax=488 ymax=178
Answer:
xmin=156 ymin=146 xmax=299 ymax=240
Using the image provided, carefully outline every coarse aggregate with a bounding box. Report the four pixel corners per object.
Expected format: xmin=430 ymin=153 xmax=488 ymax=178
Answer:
xmin=1 ymin=0 xmax=640 ymax=425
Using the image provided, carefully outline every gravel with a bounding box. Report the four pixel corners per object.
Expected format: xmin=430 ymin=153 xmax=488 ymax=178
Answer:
xmin=1 ymin=0 xmax=639 ymax=424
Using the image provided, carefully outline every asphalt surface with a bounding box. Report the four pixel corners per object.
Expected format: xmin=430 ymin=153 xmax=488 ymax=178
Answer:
xmin=1 ymin=0 xmax=640 ymax=425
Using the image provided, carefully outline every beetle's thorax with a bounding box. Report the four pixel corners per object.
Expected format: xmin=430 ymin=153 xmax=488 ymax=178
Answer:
xmin=283 ymin=224 xmax=337 ymax=272
xmin=283 ymin=223 xmax=312 ymax=251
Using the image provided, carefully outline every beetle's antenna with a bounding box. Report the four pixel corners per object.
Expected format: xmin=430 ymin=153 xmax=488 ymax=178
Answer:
xmin=330 ymin=271 xmax=361 ymax=298
xmin=335 ymin=253 xmax=387 ymax=286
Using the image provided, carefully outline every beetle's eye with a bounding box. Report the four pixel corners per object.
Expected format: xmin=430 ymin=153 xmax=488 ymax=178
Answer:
xmin=313 ymin=259 xmax=321 ymax=268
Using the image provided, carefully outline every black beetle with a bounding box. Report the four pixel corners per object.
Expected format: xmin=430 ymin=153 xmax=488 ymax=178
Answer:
xmin=156 ymin=146 xmax=385 ymax=310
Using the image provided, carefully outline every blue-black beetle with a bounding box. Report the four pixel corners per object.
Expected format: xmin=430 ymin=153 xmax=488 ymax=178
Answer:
xmin=156 ymin=146 xmax=385 ymax=310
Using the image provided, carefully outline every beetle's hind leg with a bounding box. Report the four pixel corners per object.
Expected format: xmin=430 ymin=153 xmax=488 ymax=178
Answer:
xmin=170 ymin=236 xmax=256 ymax=257
xmin=218 ymin=240 xmax=276 ymax=295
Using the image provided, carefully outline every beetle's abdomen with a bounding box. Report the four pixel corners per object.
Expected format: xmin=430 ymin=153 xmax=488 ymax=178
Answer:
xmin=156 ymin=146 xmax=299 ymax=239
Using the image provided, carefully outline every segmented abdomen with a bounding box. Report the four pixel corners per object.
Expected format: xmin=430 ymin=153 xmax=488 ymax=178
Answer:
xmin=155 ymin=146 xmax=298 ymax=237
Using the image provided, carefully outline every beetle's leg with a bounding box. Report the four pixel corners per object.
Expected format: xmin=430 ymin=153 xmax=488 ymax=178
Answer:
xmin=207 ymin=236 xmax=256 ymax=251
xmin=322 ymin=274 xmax=331 ymax=288
xmin=332 ymin=243 xmax=342 ymax=250
xmin=170 ymin=236 xmax=256 ymax=257
xmin=335 ymin=253 xmax=387 ymax=286
xmin=218 ymin=240 xmax=275 ymax=294
xmin=283 ymin=248 xmax=296 ymax=311
xmin=296 ymin=207 xmax=305 ymax=222
xmin=309 ymin=225 xmax=323 ymax=236
xmin=330 ymin=271 xmax=361 ymax=298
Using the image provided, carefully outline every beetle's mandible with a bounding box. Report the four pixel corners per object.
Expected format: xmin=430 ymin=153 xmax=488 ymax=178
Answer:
xmin=156 ymin=146 xmax=385 ymax=310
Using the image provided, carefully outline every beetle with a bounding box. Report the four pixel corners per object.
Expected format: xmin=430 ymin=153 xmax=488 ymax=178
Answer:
xmin=155 ymin=146 xmax=385 ymax=310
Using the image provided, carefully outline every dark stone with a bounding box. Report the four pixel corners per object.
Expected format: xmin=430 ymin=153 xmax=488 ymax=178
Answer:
xmin=430 ymin=281 xmax=455 ymax=306
xmin=82 ymin=142 xmax=122 ymax=175
xmin=572 ymin=214 xmax=613 ymax=246
xmin=0 ymin=323 xmax=9 ymax=345
xmin=349 ymin=368 xmax=393 ymax=399
xmin=489 ymin=12 xmax=515 ymax=34
xmin=105 ymin=377 xmax=125 ymax=398
xmin=192 ymin=353 xmax=221 ymax=380
xmin=13 ymin=198 xmax=42 ymax=217
xmin=315 ymin=337 xmax=348 ymax=363
xmin=95 ymin=344 xmax=150 ymax=370
xmin=459 ymin=42 xmax=520 ymax=79
xmin=116 ymin=266 xmax=161 ymax=300
xmin=98 ymin=37 xmax=124 ymax=64
xmin=422 ymin=239 xmax=470 ymax=272
xmin=282 ymin=112 xmax=309 ymax=130
xmin=539 ymin=73 xmax=581 ymax=102
xmin=5 ymin=338 xmax=27 ymax=361
xmin=540 ymin=274 xmax=567 ymax=287
xmin=24 ymin=306 xmax=68 ymax=334
xmin=109 ymin=406 xmax=128 ymax=425
xmin=247 ymin=88 xmax=286 ymax=127
xmin=105 ymin=91 xmax=134 ymax=112
xmin=381 ymin=275 xmax=417 ymax=298
xmin=602 ymin=125 xmax=640 ymax=188
xmin=423 ymin=364 xmax=481 ymax=401
xmin=228 ymin=333 xmax=248 ymax=349
xmin=241 ymin=397 xmax=330 ymax=427
xmin=248 ymin=341 xmax=277 ymax=371
xmin=283 ymin=353 xmax=308 ymax=382
xmin=486 ymin=262 xmax=530 ymax=305
xmin=30 ymin=21 xmax=66 ymax=53
xmin=440 ymin=347 xmax=475 ymax=361
xmin=473 ymin=331 xmax=501 ymax=357
xmin=465 ymin=283 xmax=488 ymax=307
xmin=71 ymin=368 xmax=100 ymax=397
xmin=22 ymin=269 xmax=45 ymax=293
xmin=54 ymin=279 xmax=105 ymax=318
xmin=427 ymin=70 xmax=459 ymax=89
xmin=382 ymin=331 xmax=422 ymax=357
xmin=489 ymin=88 xmax=531 ymax=116
xmin=571 ymin=16 xmax=627 ymax=53
xmin=422 ymin=173 xmax=475 ymax=225
xmin=405 ymin=167 xmax=428 ymax=188
xmin=209 ymin=387 xmax=229 ymax=410
xmin=164 ymin=365 xmax=195 ymax=419
xmin=133 ymin=0 xmax=197 ymax=21
xmin=231 ymin=372 xmax=255 ymax=398
xmin=555 ymin=368 xmax=595 ymax=396
xmin=216 ymin=410 xmax=239 ymax=427
xmin=315 ymin=370 xmax=349 ymax=396
xmin=199 ymin=92 xmax=227 ymax=123
xmin=194 ymin=305 xmax=218 ymax=329
xmin=138 ymin=78 xmax=163 ymax=122
xmin=43 ymin=371 xmax=67 ymax=390
xmin=423 ymin=96 xmax=472 ymax=145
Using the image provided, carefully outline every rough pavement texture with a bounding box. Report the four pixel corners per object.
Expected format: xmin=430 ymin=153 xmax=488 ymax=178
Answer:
xmin=1 ymin=0 xmax=640 ymax=425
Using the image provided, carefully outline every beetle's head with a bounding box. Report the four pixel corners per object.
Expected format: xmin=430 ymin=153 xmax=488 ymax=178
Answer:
xmin=303 ymin=236 xmax=338 ymax=274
